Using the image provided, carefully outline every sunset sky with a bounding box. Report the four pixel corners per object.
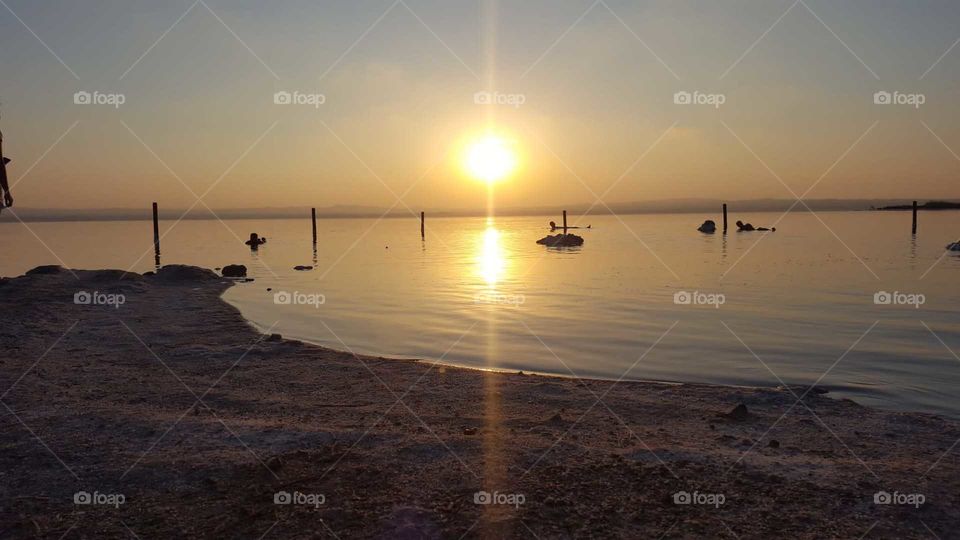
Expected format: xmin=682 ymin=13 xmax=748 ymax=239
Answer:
xmin=2 ymin=0 xmax=959 ymax=211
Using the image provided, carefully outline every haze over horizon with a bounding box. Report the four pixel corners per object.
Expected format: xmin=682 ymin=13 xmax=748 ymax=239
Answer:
xmin=2 ymin=0 xmax=960 ymax=212
xmin=3 ymin=196 xmax=956 ymax=223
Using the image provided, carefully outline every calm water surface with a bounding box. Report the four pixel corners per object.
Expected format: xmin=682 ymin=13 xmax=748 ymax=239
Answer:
xmin=2 ymin=212 xmax=959 ymax=417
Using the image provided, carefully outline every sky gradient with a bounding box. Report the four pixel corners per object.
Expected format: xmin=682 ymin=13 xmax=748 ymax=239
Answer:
xmin=1 ymin=0 xmax=959 ymax=211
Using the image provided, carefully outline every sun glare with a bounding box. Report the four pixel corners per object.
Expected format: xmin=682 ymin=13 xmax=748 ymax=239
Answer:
xmin=466 ymin=135 xmax=517 ymax=183
xmin=479 ymin=226 xmax=504 ymax=285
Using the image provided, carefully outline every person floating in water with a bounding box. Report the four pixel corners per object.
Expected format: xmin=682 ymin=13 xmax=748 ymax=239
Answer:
xmin=549 ymin=220 xmax=591 ymax=231
xmin=245 ymin=233 xmax=267 ymax=249
xmin=736 ymin=220 xmax=775 ymax=232
xmin=697 ymin=220 xmax=717 ymax=233
xmin=0 ymin=117 xmax=13 ymax=211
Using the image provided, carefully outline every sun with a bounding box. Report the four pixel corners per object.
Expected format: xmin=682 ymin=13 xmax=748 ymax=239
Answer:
xmin=466 ymin=135 xmax=517 ymax=183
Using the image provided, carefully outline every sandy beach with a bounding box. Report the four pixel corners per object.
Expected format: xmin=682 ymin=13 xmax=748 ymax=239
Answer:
xmin=0 ymin=265 xmax=957 ymax=538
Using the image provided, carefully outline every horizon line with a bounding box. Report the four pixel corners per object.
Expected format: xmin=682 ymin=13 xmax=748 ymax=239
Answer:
xmin=2 ymin=197 xmax=958 ymax=223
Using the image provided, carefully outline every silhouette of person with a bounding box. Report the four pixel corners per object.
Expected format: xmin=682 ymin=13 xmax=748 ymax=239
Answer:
xmin=736 ymin=220 xmax=774 ymax=232
xmin=0 ymin=116 xmax=12 ymax=209
xmin=245 ymin=233 xmax=267 ymax=249
xmin=550 ymin=220 xmax=589 ymax=231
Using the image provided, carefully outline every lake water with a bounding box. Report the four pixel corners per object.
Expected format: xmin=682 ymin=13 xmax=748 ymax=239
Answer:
xmin=2 ymin=211 xmax=960 ymax=418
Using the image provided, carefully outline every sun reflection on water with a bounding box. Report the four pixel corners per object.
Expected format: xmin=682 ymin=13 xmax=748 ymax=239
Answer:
xmin=479 ymin=225 xmax=505 ymax=286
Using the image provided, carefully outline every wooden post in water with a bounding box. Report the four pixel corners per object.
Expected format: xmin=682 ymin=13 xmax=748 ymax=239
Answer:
xmin=563 ymin=210 xmax=568 ymax=233
xmin=723 ymin=203 xmax=728 ymax=233
xmin=152 ymin=202 xmax=160 ymax=253
xmin=912 ymin=201 xmax=918 ymax=234
xmin=420 ymin=211 xmax=425 ymax=239
xmin=311 ymin=207 xmax=317 ymax=244
xmin=152 ymin=202 xmax=161 ymax=267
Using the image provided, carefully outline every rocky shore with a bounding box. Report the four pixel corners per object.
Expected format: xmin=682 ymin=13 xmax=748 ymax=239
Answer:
xmin=0 ymin=265 xmax=957 ymax=538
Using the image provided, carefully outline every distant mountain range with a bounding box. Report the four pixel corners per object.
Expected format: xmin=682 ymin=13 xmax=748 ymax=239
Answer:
xmin=1 ymin=199 xmax=957 ymax=222
xmin=876 ymin=201 xmax=960 ymax=211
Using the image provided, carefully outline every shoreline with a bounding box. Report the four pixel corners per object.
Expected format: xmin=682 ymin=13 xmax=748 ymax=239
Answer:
xmin=235 ymin=299 xmax=947 ymax=422
xmin=1 ymin=265 xmax=958 ymax=538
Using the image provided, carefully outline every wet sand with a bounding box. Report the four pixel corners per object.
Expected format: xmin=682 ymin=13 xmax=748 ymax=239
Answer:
xmin=0 ymin=265 xmax=957 ymax=538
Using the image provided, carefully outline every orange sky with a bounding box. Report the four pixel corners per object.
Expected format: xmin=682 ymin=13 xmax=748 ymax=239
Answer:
xmin=2 ymin=0 xmax=959 ymax=210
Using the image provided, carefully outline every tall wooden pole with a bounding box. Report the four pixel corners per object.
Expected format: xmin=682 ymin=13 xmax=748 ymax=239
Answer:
xmin=152 ymin=202 xmax=161 ymax=267
xmin=311 ymin=208 xmax=317 ymax=244
xmin=420 ymin=211 xmax=425 ymax=239
xmin=912 ymin=201 xmax=918 ymax=234
xmin=723 ymin=203 xmax=728 ymax=233
xmin=563 ymin=210 xmax=567 ymax=233
xmin=152 ymin=202 xmax=160 ymax=253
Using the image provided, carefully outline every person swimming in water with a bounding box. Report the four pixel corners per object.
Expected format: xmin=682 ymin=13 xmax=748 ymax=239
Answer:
xmin=549 ymin=220 xmax=591 ymax=231
xmin=245 ymin=233 xmax=267 ymax=249
xmin=736 ymin=220 xmax=775 ymax=232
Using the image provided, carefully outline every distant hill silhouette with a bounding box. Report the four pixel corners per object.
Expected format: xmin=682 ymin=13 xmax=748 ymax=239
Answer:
xmin=2 ymin=199 xmax=958 ymax=222
xmin=876 ymin=200 xmax=960 ymax=211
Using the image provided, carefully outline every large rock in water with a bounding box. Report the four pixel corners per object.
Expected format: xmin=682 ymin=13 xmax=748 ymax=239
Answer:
xmin=536 ymin=234 xmax=584 ymax=247
xmin=221 ymin=264 xmax=247 ymax=278
xmin=948 ymin=242 xmax=960 ymax=251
